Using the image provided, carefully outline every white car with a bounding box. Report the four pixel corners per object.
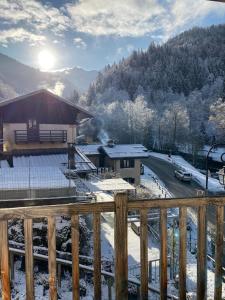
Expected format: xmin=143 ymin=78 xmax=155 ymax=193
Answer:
xmin=174 ymin=169 xmax=192 ymax=182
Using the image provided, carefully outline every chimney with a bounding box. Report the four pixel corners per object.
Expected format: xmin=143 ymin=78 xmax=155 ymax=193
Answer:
xmin=107 ymin=139 xmax=115 ymax=148
xmin=68 ymin=143 xmax=76 ymax=169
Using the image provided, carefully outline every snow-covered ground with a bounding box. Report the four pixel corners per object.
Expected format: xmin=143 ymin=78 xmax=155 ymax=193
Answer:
xmin=149 ymin=151 xmax=224 ymax=193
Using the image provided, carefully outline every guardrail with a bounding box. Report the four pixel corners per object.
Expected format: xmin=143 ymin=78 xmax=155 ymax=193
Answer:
xmin=0 ymin=194 xmax=224 ymax=299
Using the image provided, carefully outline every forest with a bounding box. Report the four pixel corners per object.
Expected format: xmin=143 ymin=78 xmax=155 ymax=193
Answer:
xmin=73 ymin=24 xmax=225 ymax=155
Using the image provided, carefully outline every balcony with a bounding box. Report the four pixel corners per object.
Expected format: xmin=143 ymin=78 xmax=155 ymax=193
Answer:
xmin=0 ymin=194 xmax=224 ymax=299
xmin=14 ymin=130 xmax=67 ymax=144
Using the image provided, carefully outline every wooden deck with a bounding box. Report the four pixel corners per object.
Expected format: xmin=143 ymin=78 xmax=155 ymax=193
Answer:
xmin=0 ymin=194 xmax=224 ymax=299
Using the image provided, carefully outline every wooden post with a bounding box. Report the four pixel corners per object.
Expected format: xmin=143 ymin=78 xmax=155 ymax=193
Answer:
xmin=114 ymin=192 xmax=128 ymax=300
xmin=0 ymin=221 xmax=11 ymax=300
xmin=24 ymin=218 xmax=34 ymax=300
xmin=160 ymin=208 xmax=167 ymax=300
xmin=179 ymin=207 xmax=187 ymax=300
xmin=214 ymin=205 xmax=224 ymax=300
xmin=48 ymin=217 xmax=57 ymax=300
xmin=93 ymin=212 xmax=101 ymax=300
xmin=71 ymin=214 xmax=80 ymax=300
xmin=197 ymin=206 xmax=207 ymax=300
xmin=140 ymin=209 xmax=148 ymax=300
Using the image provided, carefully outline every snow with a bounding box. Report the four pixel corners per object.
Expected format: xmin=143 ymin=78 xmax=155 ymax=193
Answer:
xmin=0 ymin=166 xmax=74 ymax=189
xmin=201 ymin=145 xmax=225 ymax=163
xmin=77 ymin=144 xmax=102 ymax=156
xmin=141 ymin=165 xmax=173 ymax=198
xmin=101 ymin=144 xmax=149 ymax=159
xmin=0 ymin=150 xmax=96 ymax=172
xmin=149 ymin=152 xmax=224 ymax=192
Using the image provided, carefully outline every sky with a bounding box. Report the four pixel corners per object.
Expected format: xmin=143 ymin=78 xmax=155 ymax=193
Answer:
xmin=0 ymin=0 xmax=225 ymax=71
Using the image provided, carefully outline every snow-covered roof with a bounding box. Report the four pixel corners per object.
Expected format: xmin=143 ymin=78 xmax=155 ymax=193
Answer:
xmin=101 ymin=144 xmax=149 ymax=159
xmin=0 ymin=167 xmax=72 ymax=190
xmin=83 ymin=178 xmax=135 ymax=192
xmin=77 ymin=144 xmax=101 ymax=156
xmin=0 ymin=149 xmax=96 ymax=173
xmin=78 ymin=143 xmax=149 ymax=159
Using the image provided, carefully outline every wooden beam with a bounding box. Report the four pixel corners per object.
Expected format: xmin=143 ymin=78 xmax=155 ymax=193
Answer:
xmin=0 ymin=221 xmax=11 ymax=300
xmin=140 ymin=209 xmax=148 ymax=300
xmin=48 ymin=217 xmax=57 ymax=300
xmin=160 ymin=208 xmax=167 ymax=300
xmin=24 ymin=218 xmax=34 ymax=300
xmin=114 ymin=193 xmax=128 ymax=300
xmin=179 ymin=207 xmax=187 ymax=300
xmin=197 ymin=206 xmax=207 ymax=300
xmin=71 ymin=214 xmax=80 ymax=300
xmin=93 ymin=212 xmax=101 ymax=300
xmin=214 ymin=205 xmax=224 ymax=300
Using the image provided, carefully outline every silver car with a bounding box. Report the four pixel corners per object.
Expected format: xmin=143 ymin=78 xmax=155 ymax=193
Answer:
xmin=174 ymin=169 xmax=192 ymax=182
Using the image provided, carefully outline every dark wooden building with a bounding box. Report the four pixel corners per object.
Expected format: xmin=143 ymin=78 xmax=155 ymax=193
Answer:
xmin=0 ymin=89 xmax=92 ymax=155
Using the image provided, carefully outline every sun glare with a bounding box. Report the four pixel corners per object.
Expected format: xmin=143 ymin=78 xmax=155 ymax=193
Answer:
xmin=38 ymin=50 xmax=55 ymax=71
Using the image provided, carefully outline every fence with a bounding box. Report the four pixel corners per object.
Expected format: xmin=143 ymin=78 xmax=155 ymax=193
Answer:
xmin=0 ymin=194 xmax=224 ymax=299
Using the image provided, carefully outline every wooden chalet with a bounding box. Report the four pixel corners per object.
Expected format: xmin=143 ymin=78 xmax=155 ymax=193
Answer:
xmin=0 ymin=89 xmax=93 ymax=155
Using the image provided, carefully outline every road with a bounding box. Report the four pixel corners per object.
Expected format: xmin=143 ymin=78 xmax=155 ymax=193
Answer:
xmin=142 ymin=156 xmax=202 ymax=198
xmin=142 ymin=156 xmax=225 ymax=240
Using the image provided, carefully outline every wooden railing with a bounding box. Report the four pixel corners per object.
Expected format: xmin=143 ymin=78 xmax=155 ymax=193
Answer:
xmin=14 ymin=130 xmax=67 ymax=144
xmin=0 ymin=194 xmax=224 ymax=299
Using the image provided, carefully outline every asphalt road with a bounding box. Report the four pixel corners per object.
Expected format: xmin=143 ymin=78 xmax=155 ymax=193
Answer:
xmin=142 ymin=156 xmax=202 ymax=198
xmin=142 ymin=156 xmax=225 ymax=237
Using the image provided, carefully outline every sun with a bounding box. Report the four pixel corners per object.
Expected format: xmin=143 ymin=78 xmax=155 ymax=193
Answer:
xmin=38 ymin=50 xmax=55 ymax=71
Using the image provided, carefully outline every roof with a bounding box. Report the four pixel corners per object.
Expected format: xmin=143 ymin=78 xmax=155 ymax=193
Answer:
xmin=0 ymin=89 xmax=93 ymax=120
xmin=77 ymin=144 xmax=102 ymax=155
xmin=0 ymin=149 xmax=96 ymax=173
xmin=0 ymin=167 xmax=73 ymax=190
xmin=83 ymin=178 xmax=135 ymax=192
xmin=101 ymin=144 xmax=150 ymax=159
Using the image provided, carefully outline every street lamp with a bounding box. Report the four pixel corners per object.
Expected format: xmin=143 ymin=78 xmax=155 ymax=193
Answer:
xmin=205 ymin=143 xmax=225 ymax=195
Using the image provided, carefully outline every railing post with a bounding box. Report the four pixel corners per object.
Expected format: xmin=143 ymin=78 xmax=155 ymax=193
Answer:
xmin=0 ymin=220 xmax=11 ymax=300
xmin=197 ymin=205 xmax=207 ymax=300
xmin=48 ymin=217 xmax=57 ymax=300
xmin=114 ymin=192 xmax=128 ymax=300
xmin=214 ymin=205 xmax=224 ymax=300
xmin=24 ymin=218 xmax=34 ymax=300
xmin=179 ymin=207 xmax=187 ymax=300
xmin=160 ymin=208 xmax=167 ymax=300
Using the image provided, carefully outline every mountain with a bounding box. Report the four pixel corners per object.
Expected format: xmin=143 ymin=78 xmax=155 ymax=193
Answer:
xmin=0 ymin=53 xmax=98 ymax=100
xmin=88 ymin=24 xmax=225 ymax=105
xmin=85 ymin=24 xmax=225 ymax=150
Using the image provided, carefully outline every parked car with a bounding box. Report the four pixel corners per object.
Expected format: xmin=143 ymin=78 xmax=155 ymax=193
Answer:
xmin=174 ymin=169 xmax=192 ymax=182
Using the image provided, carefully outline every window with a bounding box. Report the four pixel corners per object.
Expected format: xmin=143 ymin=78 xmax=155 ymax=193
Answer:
xmin=28 ymin=119 xmax=37 ymax=129
xmin=123 ymin=177 xmax=135 ymax=184
xmin=120 ymin=159 xmax=135 ymax=168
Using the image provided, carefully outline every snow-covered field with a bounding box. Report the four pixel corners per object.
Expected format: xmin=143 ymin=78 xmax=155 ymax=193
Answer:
xmin=149 ymin=152 xmax=224 ymax=193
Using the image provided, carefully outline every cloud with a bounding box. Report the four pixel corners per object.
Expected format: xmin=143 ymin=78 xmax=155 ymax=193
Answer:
xmin=0 ymin=0 xmax=225 ymax=46
xmin=73 ymin=37 xmax=87 ymax=49
xmin=0 ymin=0 xmax=70 ymax=44
xmin=0 ymin=28 xmax=46 ymax=45
xmin=66 ymin=0 xmax=165 ymax=37
xmin=66 ymin=0 xmax=225 ymax=39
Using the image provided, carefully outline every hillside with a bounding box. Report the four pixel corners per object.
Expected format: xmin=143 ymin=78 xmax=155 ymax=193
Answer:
xmin=85 ymin=24 xmax=225 ymax=151
xmin=88 ymin=24 xmax=225 ymax=104
xmin=0 ymin=53 xmax=98 ymax=100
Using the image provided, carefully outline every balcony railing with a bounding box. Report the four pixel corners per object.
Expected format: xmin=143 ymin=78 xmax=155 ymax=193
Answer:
xmin=14 ymin=130 xmax=67 ymax=144
xmin=0 ymin=194 xmax=224 ymax=299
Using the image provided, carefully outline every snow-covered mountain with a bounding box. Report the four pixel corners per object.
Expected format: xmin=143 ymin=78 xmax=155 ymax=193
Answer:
xmin=0 ymin=53 xmax=98 ymax=100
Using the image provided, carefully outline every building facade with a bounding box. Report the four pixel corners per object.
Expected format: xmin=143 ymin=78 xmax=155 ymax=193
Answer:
xmin=0 ymin=89 xmax=92 ymax=155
